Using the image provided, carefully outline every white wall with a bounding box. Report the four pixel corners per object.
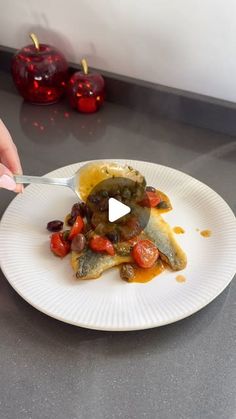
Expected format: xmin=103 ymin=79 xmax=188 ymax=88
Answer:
xmin=0 ymin=0 xmax=235 ymax=102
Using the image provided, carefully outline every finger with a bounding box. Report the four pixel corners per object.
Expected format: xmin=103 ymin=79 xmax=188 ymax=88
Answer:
xmin=0 ymin=149 xmax=23 ymax=193
xmin=0 ymin=120 xmax=23 ymax=174
xmin=0 ymin=120 xmax=23 ymax=193
xmin=0 ymin=163 xmax=17 ymax=191
xmin=0 ymin=144 xmax=23 ymax=175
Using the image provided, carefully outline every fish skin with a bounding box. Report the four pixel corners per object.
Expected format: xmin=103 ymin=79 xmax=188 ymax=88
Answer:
xmin=72 ymin=248 xmax=131 ymax=280
xmin=144 ymin=209 xmax=187 ymax=271
xmin=72 ymin=209 xmax=187 ymax=279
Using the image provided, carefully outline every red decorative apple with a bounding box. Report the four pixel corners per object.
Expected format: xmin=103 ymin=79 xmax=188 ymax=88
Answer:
xmin=67 ymin=59 xmax=105 ymax=113
xmin=11 ymin=33 xmax=69 ymax=105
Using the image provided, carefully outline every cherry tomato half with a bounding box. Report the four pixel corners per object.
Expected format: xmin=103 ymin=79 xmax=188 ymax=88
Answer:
xmin=139 ymin=191 xmax=161 ymax=208
xmin=68 ymin=215 xmax=84 ymax=240
xmin=132 ymin=239 xmax=159 ymax=268
xmin=50 ymin=233 xmax=71 ymax=257
xmin=89 ymin=236 xmax=115 ymax=256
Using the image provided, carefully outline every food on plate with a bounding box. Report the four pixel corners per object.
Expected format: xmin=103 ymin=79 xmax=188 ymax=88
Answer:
xmin=132 ymin=240 xmax=159 ymax=268
xmin=71 ymin=249 xmax=131 ymax=280
xmin=47 ymin=162 xmax=187 ymax=283
xmin=70 ymin=207 xmax=187 ymax=280
xmin=50 ymin=232 xmax=70 ymax=257
xmin=144 ymin=209 xmax=187 ymax=271
xmin=68 ymin=215 xmax=84 ymax=240
xmin=47 ymin=220 xmax=64 ymax=232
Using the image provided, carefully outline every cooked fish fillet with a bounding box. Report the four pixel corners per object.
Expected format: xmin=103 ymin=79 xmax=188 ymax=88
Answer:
xmin=71 ymin=248 xmax=132 ymax=280
xmin=144 ymin=209 xmax=187 ymax=270
xmin=72 ymin=209 xmax=187 ymax=279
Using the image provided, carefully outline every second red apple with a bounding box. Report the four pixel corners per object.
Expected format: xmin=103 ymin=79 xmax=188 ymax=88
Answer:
xmin=68 ymin=59 xmax=105 ymax=113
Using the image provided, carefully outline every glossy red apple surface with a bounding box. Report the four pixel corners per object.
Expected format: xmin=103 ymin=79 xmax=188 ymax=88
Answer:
xmin=68 ymin=59 xmax=105 ymax=113
xmin=11 ymin=34 xmax=69 ymax=105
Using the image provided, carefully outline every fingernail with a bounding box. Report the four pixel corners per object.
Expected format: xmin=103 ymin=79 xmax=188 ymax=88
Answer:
xmin=0 ymin=174 xmax=16 ymax=191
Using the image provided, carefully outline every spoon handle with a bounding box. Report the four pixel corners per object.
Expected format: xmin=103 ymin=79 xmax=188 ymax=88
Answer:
xmin=14 ymin=175 xmax=70 ymax=188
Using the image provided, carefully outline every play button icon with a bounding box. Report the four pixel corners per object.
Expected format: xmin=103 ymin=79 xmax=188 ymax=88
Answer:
xmin=108 ymin=197 xmax=131 ymax=222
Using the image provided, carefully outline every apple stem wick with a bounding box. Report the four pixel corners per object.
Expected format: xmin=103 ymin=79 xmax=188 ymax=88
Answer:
xmin=30 ymin=33 xmax=40 ymax=51
xmin=81 ymin=58 xmax=88 ymax=75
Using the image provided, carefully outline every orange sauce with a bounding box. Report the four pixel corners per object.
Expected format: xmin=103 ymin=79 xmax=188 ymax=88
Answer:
xmin=176 ymin=275 xmax=186 ymax=283
xmin=129 ymin=260 xmax=165 ymax=283
xmin=173 ymin=226 xmax=185 ymax=234
xmin=78 ymin=162 xmax=145 ymax=201
xmin=156 ymin=190 xmax=172 ymax=213
xmin=200 ymin=229 xmax=212 ymax=238
xmin=78 ymin=164 xmax=112 ymax=200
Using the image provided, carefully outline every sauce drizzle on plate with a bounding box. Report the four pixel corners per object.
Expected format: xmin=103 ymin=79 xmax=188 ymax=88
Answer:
xmin=176 ymin=275 xmax=186 ymax=283
xmin=173 ymin=226 xmax=185 ymax=234
xmin=200 ymin=229 xmax=212 ymax=238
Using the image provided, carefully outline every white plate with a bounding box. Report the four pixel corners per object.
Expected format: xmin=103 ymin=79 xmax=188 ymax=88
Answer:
xmin=0 ymin=160 xmax=236 ymax=331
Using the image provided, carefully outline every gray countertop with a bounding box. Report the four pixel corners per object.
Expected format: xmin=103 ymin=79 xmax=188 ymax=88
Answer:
xmin=0 ymin=72 xmax=235 ymax=419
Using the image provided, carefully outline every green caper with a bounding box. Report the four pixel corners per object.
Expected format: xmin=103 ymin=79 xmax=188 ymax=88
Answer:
xmin=115 ymin=242 xmax=132 ymax=256
xmin=100 ymin=190 xmax=109 ymax=198
xmin=62 ymin=230 xmax=70 ymax=241
xmin=156 ymin=201 xmax=170 ymax=209
xmin=122 ymin=187 xmax=131 ymax=200
xmin=120 ymin=264 xmax=135 ymax=282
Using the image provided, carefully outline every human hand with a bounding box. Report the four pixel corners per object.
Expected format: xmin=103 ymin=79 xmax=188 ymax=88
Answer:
xmin=0 ymin=120 xmax=23 ymax=193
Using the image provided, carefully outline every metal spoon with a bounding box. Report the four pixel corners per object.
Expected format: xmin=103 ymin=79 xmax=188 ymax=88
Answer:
xmin=13 ymin=162 xmax=145 ymax=199
xmin=14 ymin=170 xmax=82 ymax=199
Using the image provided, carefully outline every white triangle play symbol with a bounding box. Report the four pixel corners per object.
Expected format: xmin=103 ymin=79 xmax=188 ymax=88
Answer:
xmin=108 ymin=197 xmax=131 ymax=222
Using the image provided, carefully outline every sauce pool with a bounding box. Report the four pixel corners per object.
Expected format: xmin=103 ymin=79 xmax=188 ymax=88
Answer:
xmin=127 ymin=260 xmax=165 ymax=283
xmin=173 ymin=226 xmax=185 ymax=234
xmin=176 ymin=275 xmax=186 ymax=283
xmin=200 ymin=229 xmax=212 ymax=237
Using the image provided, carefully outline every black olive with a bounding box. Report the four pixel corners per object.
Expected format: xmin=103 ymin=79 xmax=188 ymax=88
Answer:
xmin=71 ymin=234 xmax=86 ymax=252
xmin=146 ymin=186 xmax=156 ymax=192
xmin=47 ymin=220 xmax=63 ymax=232
xmin=88 ymin=194 xmax=101 ymax=204
xmin=106 ymin=231 xmax=119 ymax=243
xmin=71 ymin=203 xmax=81 ymax=218
xmin=120 ymin=264 xmax=135 ymax=282
xmin=98 ymin=198 xmax=108 ymax=212
xmin=79 ymin=202 xmax=92 ymax=220
xmin=77 ymin=202 xmax=86 ymax=217
xmin=156 ymin=201 xmax=169 ymax=209
xmin=67 ymin=216 xmax=76 ymax=226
